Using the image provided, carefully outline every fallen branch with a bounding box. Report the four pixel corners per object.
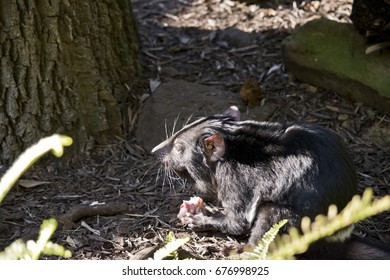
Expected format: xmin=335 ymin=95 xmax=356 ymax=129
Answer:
xmin=57 ymin=202 xmax=134 ymax=230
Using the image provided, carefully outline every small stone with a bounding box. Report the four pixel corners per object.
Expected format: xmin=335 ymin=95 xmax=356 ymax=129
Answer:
xmin=338 ymin=114 xmax=349 ymax=121
xmin=341 ymin=119 xmax=356 ymax=131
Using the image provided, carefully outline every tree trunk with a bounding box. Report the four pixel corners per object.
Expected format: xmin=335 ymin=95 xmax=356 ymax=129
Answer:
xmin=0 ymin=0 xmax=141 ymax=163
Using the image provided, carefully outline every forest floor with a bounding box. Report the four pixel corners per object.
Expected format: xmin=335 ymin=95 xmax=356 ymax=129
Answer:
xmin=0 ymin=0 xmax=389 ymax=260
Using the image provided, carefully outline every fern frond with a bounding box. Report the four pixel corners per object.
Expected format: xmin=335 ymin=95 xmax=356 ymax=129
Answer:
xmin=0 ymin=134 xmax=73 ymax=202
xmin=0 ymin=218 xmax=71 ymax=260
xmin=267 ymin=188 xmax=390 ymax=260
xmin=153 ymin=232 xmax=190 ymax=260
xmin=250 ymin=219 xmax=288 ymax=260
xmin=0 ymin=135 xmax=73 ymax=260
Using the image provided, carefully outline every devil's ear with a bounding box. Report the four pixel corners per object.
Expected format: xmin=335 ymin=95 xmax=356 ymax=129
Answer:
xmin=204 ymin=134 xmax=225 ymax=162
xmin=223 ymin=106 xmax=240 ymax=121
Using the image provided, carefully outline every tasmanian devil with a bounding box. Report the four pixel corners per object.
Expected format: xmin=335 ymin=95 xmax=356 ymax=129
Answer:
xmin=151 ymin=106 xmax=390 ymax=259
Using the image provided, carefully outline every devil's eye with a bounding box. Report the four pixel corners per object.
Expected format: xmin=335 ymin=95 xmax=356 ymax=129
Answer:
xmin=174 ymin=143 xmax=184 ymax=154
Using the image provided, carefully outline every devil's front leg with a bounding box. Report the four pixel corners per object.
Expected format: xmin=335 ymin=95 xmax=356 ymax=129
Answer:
xmin=183 ymin=207 xmax=252 ymax=236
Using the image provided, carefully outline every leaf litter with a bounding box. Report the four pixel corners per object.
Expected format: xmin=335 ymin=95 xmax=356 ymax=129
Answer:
xmin=0 ymin=0 xmax=388 ymax=260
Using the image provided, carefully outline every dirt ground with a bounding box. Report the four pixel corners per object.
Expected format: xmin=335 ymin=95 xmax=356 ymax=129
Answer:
xmin=0 ymin=0 xmax=389 ymax=260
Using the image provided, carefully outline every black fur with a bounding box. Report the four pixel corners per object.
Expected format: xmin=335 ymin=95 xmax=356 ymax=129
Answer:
xmin=151 ymin=108 xmax=389 ymax=259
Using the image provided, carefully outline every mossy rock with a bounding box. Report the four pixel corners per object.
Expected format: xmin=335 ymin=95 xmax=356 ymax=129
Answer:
xmin=282 ymin=18 xmax=390 ymax=113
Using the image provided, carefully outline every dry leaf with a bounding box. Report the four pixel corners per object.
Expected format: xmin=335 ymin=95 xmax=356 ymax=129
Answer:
xmin=66 ymin=236 xmax=78 ymax=248
xmin=239 ymin=78 xmax=266 ymax=105
xmin=149 ymin=79 xmax=161 ymax=93
xmin=18 ymin=179 xmax=50 ymax=188
xmin=81 ymin=221 xmax=100 ymax=235
xmin=267 ymin=64 xmax=282 ymax=76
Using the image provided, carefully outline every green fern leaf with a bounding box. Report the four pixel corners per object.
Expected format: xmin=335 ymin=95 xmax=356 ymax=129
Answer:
xmin=153 ymin=232 xmax=190 ymax=260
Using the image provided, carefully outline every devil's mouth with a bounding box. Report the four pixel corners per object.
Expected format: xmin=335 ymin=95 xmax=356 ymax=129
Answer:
xmin=167 ymin=167 xmax=194 ymax=183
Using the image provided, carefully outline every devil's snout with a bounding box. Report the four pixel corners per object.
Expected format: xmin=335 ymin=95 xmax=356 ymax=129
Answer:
xmin=151 ymin=140 xmax=170 ymax=161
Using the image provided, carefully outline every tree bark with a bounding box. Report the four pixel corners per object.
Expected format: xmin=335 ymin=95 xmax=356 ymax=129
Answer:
xmin=0 ymin=0 xmax=141 ymax=163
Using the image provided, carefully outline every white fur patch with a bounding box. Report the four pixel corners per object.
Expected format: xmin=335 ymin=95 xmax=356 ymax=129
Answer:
xmin=246 ymin=196 xmax=260 ymax=225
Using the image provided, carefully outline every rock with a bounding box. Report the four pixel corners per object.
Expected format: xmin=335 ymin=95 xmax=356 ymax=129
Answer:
xmin=282 ymin=18 xmax=390 ymax=113
xmin=136 ymin=79 xmax=277 ymax=152
xmin=136 ymin=80 xmax=237 ymax=152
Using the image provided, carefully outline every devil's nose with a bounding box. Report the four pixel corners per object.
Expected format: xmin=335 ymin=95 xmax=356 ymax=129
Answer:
xmin=151 ymin=147 xmax=158 ymax=157
xmin=151 ymin=144 xmax=160 ymax=155
xmin=151 ymin=141 xmax=166 ymax=158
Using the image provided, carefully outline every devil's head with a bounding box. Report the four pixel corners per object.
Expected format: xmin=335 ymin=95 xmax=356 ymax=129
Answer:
xmin=151 ymin=106 xmax=240 ymax=195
